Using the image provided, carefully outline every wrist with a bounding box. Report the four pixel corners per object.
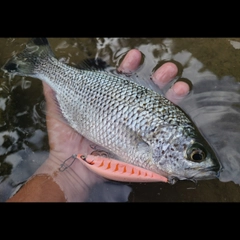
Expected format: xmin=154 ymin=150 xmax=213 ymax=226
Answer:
xmin=7 ymin=174 xmax=66 ymax=202
xmin=33 ymin=154 xmax=102 ymax=202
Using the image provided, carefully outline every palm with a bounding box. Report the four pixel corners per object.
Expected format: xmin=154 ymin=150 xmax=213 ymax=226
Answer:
xmin=43 ymin=83 xmax=95 ymax=161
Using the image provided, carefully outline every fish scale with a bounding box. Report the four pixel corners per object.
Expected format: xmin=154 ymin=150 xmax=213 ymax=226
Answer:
xmin=2 ymin=38 xmax=221 ymax=183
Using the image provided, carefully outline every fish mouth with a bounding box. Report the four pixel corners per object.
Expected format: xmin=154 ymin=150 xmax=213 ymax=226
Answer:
xmin=168 ymin=164 xmax=222 ymax=185
xmin=205 ymin=164 xmax=223 ymax=178
xmin=193 ymin=164 xmax=222 ymax=180
xmin=205 ymin=165 xmax=220 ymax=173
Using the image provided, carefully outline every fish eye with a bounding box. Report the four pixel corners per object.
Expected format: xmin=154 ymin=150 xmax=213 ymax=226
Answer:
xmin=187 ymin=143 xmax=207 ymax=162
xmin=190 ymin=149 xmax=205 ymax=161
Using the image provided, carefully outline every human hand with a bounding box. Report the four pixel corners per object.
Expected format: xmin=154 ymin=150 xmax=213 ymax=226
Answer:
xmin=43 ymin=49 xmax=190 ymax=200
xmin=117 ymin=49 xmax=190 ymax=104
xmin=10 ymin=48 xmax=190 ymax=202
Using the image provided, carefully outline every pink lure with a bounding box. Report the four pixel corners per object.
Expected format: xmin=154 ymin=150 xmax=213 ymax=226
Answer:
xmin=76 ymin=154 xmax=168 ymax=183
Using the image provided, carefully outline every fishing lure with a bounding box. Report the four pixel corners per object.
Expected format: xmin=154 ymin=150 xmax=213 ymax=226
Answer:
xmin=75 ymin=154 xmax=168 ymax=183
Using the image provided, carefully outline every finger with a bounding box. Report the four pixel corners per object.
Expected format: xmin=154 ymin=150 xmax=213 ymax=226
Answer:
xmin=117 ymin=49 xmax=142 ymax=74
xmin=42 ymin=82 xmax=54 ymax=108
xmin=152 ymin=62 xmax=178 ymax=89
xmin=165 ymin=81 xmax=190 ymax=104
xmin=42 ymin=82 xmax=60 ymax=116
xmin=151 ymin=62 xmax=190 ymax=104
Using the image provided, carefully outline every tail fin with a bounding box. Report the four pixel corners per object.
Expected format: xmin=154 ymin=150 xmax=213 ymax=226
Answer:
xmin=2 ymin=38 xmax=54 ymax=77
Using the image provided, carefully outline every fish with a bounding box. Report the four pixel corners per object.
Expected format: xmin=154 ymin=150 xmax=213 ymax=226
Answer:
xmin=1 ymin=38 xmax=221 ymax=184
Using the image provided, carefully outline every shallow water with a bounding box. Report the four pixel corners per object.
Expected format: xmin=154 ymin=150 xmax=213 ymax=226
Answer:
xmin=1 ymin=37 xmax=240 ymax=202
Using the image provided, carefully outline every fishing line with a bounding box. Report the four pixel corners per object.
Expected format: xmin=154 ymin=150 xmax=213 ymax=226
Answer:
xmin=59 ymin=154 xmax=77 ymax=172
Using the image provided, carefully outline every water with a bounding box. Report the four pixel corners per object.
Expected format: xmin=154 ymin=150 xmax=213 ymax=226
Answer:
xmin=1 ymin=37 xmax=240 ymax=202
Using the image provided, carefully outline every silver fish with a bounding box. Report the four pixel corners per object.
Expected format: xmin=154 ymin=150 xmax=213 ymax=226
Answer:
xmin=2 ymin=38 xmax=221 ymax=184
